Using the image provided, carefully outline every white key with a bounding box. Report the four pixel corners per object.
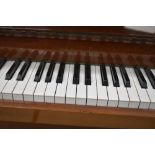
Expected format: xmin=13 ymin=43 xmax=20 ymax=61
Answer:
xmin=141 ymin=68 xmax=155 ymax=109
xmin=45 ymin=63 xmax=60 ymax=103
xmin=0 ymin=61 xmax=9 ymax=78
xmin=95 ymin=66 xmax=108 ymax=106
xmin=55 ymin=64 xmax=70 ymax=104
xmin=126 ymin=68 xmax=140 ymax=109
xmin=66 ymin=64 xmax=76 ymax=104
xmin=106 ymin=66 xmax=119 ymax=107
xmin=129 ymin=68 xmax=150 ymax=109
xmin=0 ymin=61 xmax=14 ymax=99
xmin=13 ymin=62 xmax=36 ymax=101
xmin=87 ymin=65 xmax=97 ymax=106
xmin=33 ymin=63 xmax=50 ymax=102
xmin=0 ymin=61 xmax=14 ymax=78
xmin=116 ymin=67 xmax=129 ymax=108
xmin=23 ymin=62 xmax=40 ymax=102
xmin=150 ymin=69 xmax=155 ymax=109
xmin=76 ymin=65 xmax=86 ymax=105
xmin=2 ymin=61 xmax=25 ymax=100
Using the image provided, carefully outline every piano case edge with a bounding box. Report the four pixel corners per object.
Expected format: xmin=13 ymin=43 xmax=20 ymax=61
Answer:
xmin=0 ymin=100 xmax=155 ymax=128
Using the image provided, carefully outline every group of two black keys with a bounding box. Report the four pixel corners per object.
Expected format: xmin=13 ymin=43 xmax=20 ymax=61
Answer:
xmin=1 ymin=58 xmax=155 ymax=89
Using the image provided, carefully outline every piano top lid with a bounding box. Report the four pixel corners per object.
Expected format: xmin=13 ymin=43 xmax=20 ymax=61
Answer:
xmin=0 ymin=26 xmax=155 ymax=44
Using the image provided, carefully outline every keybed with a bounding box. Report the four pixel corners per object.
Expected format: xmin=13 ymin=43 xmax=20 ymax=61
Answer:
xmin=0 ymin=59 xmax=155 ymax=110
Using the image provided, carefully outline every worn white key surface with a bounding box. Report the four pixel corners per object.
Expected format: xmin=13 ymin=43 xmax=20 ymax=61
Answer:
xmin=33 ymin=63 xmax=50 ymax=102
xmin=116 ymin=67 xmax=129 ymax=108
xmin=2 ymin=61 xmax=25 ymax=100
xmin=0 ymin=61 xmax=14 ymax=99
xmin=45 ymin=63 xmax=60 ymax=103
xmin=13 ymin=62 xmax=36 ymax=101
xmin=76 ymin=65 xmax=86 ymax=105
xmin=55 ymin=64 xmax=70 ymax=104
xmin=126 ymin=68 xmax=140 ymax=109
xmin=66 ymin=64 xmax=77 ymax=104
xmin=130 ymin=68 xmax=150 ymax=109
xmin=95 ymin=66 xmax=108 ymax=106
xmin=141 ymin=68 xmax=155 ymax=109
xmin=87 ymin=65 xmax=97 ymax=106
xmin=106 ymin=66 xmax=118 ymax=107
xmin=23 ymin=62 xmax=40 ymax=102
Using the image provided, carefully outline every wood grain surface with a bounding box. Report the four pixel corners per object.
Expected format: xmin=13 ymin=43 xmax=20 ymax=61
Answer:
xmin=0 ymin=101 xmax=155 ymax=128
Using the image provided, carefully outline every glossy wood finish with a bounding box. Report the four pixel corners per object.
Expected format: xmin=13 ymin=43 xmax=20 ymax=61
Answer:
xmin=0 ymin=101 xmax=155 ymax=128
xmin=0 ymin=26 xmax=155 ymax=67
xmin=0 ymin=26 xmax=155 ymax=128
xmin=0 ymin=37 xmax=155 ymax=67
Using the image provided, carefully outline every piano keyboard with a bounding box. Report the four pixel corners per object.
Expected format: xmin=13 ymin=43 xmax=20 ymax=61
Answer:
xmin=0 ymin=58 xmax=155 ymax=110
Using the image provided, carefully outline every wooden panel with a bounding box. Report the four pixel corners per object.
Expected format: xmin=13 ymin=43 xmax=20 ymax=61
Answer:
xmin=0 ymin=107 xmax=35 ymax=123
xmin=0 ymin=101 xmax=155 ymax=128
xmin=0 ymin=121 xmax=88 ymax=129
xmin=0 ymin=37 xmax=155 ymax=67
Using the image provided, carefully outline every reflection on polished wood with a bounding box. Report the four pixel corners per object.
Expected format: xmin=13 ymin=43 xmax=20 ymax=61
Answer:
xmin=0 ymin=39 xmax=155 ymax=67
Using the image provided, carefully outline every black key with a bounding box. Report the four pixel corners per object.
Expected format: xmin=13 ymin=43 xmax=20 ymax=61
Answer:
xmin=17 ymin=60 xmax=31 ymax=81
xmin=120 ymin=65 xmax=131 ymax=87
xmin=34 ymin=61 xmax=46 ymax=82
xmin=0 ymin=58 xmax=6 ymax=70
xmin=134 ymin=67 xmax=147 ymax=89
xmin=73 ymin=64 xmax=80 ymax=84
xmin=144 ymin=68 xmax=155 ymax=89
xmin=5 ymin=60 xmax=21 ymax=80
xmin=56 ymin=63 xmax=65 ymax=83
xmin=45 ymin=62 xmax=55 ymax=82
xmin=110 ymin=65 xmax=120 ymax=87
xmin=85 ymin=64 xmax=91 ymax=85
xmin=100 ymin=64 xmax=108 ymax=86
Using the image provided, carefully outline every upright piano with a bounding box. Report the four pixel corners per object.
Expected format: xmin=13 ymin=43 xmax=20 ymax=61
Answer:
xmin=0 ymin=26 xmax=155 ymax=128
